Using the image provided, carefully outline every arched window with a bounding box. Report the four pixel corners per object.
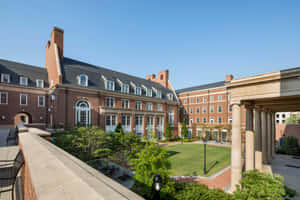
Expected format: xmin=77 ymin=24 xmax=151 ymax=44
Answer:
xmin=168 ymin=109 xmax=174 ymax=125
xmin=75 ymin=100 xmax=91 ymax=126
xmin=78 ymin=74 xmax=88 ymax=86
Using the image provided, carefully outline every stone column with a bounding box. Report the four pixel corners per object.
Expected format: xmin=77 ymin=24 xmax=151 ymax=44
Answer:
xmin=261 ymin=110 xmax=268 ymax=164
xmin=267 ymin=112 xmax=272 ymax=162
xmin=245 ymin=105 xmax=254 ymax=171
xmin=254 ymin=107 xmax=262 ymax=171
xmin=230 ymin=102 xmax=242 ymax=191
xmin=272 ymin=112 xmax=276 ymax=157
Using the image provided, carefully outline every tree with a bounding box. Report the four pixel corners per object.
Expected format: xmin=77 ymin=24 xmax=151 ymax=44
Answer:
xmin=148 ymin=127 xmax=155 ymax=141
xmin=181 ymin=121 xmax=188 ymax=143
xmin=115 ymin=122 xmax=124 ymax=133
xmin=286 ymin=114 xmax=300 ymax=124
xmin=165 ymin=123 xmax=172 ymax=141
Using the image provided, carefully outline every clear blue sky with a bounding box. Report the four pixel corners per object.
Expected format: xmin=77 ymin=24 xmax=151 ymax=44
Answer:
xmin=1 ymin=1 xmax=299 ymax=89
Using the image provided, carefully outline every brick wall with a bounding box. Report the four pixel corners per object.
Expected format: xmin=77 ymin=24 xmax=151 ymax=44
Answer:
xmin=276 ymin=123 xmax=300 ymax=142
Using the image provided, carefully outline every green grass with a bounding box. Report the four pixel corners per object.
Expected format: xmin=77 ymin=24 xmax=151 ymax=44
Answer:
xmin=163 ymin=144 xmax=231 ymax=177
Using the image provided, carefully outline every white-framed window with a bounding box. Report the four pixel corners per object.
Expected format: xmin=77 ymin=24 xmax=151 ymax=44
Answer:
xmin=190 ymin=108 xmax=193 ymax=114
xmin=20 ymin=77 xmax=28 ymax=86
xmin=146 ymin=89 xmax=152 ymax=97
xmin=210 ymin=105 xmax=214 ymax=113
xmin=218 ymin=105 xmax=222 ymax=113
xmin=203 ymin=97 xmax=207 ymax=103
xmin=78 ymin=74 xmax=88 ymax=86
xmin=203 ymin=106 xmax=207 ymax=113
xmin=169 ymin=109 xmax=174 ymax=125
xmin=135 ymin=101 xmax=142 ymax=110
xmin=190 ymin=98 xmax=193 ymax=104
xmin=218 ymin=117 xmax=222 ymax=124
xmin=135 ymin=87 xmax=142 ymax=95
xmin=1 ymin=74 xmax=10 ymax=83
xmin=122 ymin=99 xmax=129 ymax=109
xmin=105 ymin=115 xmax=116 ymax=131
xmin=228 ymin=117 xmax=232 ymax=124
xmin=196 ymin=107 xmax=200 ymax=114
xmin=228 ymin=105 xmax=232 ymax=112
xmin=184 ymin=99 xmax=187 ymax=104
xmin=75 ymin=100 xmax=91 ymax=126
xmin=203 ymin=117 xmax=207 ymax=123
xmin=157 ymin=103 xmax=162 ymax=111
xmin=210 ymin=117 xmax=214 ymax=124
xmin=167 ymin=93 xmax=174 ymax=101
xmin=146 ymin=102 xmax=152 ymax=111
xmin=196 ymin=97 xmax=200 ymax=103
xmin=20 ymin=94 xmax=28 ymax=105
xmin=38 ymin=96 xmax=45 ymax=107
xmin=197 ymin=128 xmax=202 ymax=137
xmin=210 ymin=96 xmax=214 ymax=102
xmin=105 ymin=80 xmax=115 ymax=91
xmin=122 ymin=115 xmax=131 ymax=127
xmin=196 ymin=117 xmax=200 ymax=123
xmin=218 ymin=95 xmax=222 ymax=101
xmin=36 ymin=79 xmax=44 ymax=88
xmin=106 ymin=97 xmax=114 ymax=107
xmin=156 ymin=90 xmax=162 ymax=98
xmin=121 ymin=84 xmax=130 ymax=93
xmin=187 ymin=129 xmax=192 ymax=138
xmin=228 ymin=94 xmax=231 ymax=100
xmin=184 ymin=108 xmax=187 ymax=114
xmin=190 ymin=118 xmax=193 ymax=124
xmin=0 ymin=92 xmax=8 ymax=104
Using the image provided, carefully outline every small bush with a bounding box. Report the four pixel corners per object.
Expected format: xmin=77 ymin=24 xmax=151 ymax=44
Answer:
xmin=276 ymin=136 xmax=300 ymax=156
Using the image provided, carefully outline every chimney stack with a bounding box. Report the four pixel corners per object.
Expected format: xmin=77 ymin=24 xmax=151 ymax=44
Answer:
xmin=146 ymin=70 xmax=170 ymax=88
xmin=50 ymin=27 xmax=64 ymax=60
xmin=225 ymin=74 xmax=233 ymax=82
xmin=146 ymin=74 xmax=156 ymax=81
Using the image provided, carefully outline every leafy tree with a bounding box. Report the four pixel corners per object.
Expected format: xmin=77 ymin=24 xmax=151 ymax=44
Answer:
xmin=181 ymin=121 xmax=188 ymax=143
xmin=131 ymin=143 xmax=173 ymax=199
xmin=148 ymin=127 xmax=155 ymax=141
xmin=276 ymin=135 xmax=300 ymax=156
xmin=165 ymin=123 xmax=172 ymax=141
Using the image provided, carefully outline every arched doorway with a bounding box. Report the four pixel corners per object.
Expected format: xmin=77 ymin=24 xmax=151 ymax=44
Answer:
xmin=14 ymin=112 xmax=31 ymax=127
xmin=75 ymin=100 xmax=91 ymax=127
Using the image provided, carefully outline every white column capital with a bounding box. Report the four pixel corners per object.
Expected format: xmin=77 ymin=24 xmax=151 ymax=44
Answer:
xmin=230 ymin=100 xmax=241 ymax=106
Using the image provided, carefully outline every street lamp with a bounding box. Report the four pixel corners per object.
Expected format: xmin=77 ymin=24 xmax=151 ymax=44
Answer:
xmin=153 ymin=174 xmax=162 ymax=200
xmin=203 ymin=137 xmax=207 ymax=175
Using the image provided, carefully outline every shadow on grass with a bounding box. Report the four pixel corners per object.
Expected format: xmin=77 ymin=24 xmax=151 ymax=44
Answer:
xmin=206 ymin=161 xmax=219 ymax=174
xmin=166 ymin=150 xmax=179 ymax=158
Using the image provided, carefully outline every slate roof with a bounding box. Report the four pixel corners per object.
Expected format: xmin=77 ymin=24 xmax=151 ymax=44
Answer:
xmin=0 ymin=58 xmax=49 ymax=88
xmin=175 ymin=81 xmax=226 ymax=94
xmin=61 ymin=57 xmax=177 ymax=102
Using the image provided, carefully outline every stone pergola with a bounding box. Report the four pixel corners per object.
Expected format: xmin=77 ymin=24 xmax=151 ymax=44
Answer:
xmin=226 ymin=67 xmax=300 ymax=191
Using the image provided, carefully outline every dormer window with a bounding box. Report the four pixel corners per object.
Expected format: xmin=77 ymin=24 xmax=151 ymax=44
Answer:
xmin=78 ymin=74 xmax=88 ymax=87
xmin=1 ymin=74 xmax=10 ymax=83
xmin=146 ymin=88 xmax=152 ymax=97
xmin=157 ymin=90 xmax=162 ymax=99
xmin=135 ymin=87 xmax=142 ymax=95
xmin=167 ymin=93 xmax=173 ymax=101
xmin=121 ymin=84 xmax=129 ymax=93
xmin=106 ymin=80 xmax=115 ymax=91
xmin=20 ymin=77 xmax=28 ymax=86
xmin=36 ymin=79 xmax=44 ymax=88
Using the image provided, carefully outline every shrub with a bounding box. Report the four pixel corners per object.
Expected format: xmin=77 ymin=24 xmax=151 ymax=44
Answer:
xmin=276 ymin=136 xmax=300 ymax=156
xmin=165 ymin=123 xmax=172 ymax=141
xmin=233 ymin=170 xmax=285 ymax=200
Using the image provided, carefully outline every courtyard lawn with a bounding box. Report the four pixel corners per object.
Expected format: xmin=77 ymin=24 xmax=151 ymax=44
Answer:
xmin=163 ymin=144 xmax=231 ymax=177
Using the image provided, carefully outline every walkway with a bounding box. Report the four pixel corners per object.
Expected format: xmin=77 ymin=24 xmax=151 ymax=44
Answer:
xmin=271 ymin=154 xmax=300 ymax=200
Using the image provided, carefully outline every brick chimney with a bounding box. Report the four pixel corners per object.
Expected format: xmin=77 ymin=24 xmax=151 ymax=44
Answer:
xmin=45 ymin=27 xmax=64 ymax=87
xmin=146 ymin=70 xmax=170 ymax=89
xmin=225 ymin=74 xmax=233 ymax=82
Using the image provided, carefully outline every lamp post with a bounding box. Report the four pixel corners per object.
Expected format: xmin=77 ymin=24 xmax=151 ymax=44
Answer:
xmin=203 ymin=137 xmax=207 ymax=175
xmin=153 ymin=174 xmax=162 ymax=200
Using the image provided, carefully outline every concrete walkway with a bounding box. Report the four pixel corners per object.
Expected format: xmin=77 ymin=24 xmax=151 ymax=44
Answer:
xmin=271 ymin=154 xmax=300 ymax=199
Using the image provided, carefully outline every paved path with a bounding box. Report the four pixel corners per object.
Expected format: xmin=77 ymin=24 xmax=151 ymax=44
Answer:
xmin=271 ymin=154 xmax=300 ymax=199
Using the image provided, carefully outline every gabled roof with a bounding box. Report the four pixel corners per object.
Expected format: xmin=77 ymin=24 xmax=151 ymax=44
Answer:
xmin=61 ymin=57 xmax=177 ymax=101
xmin=0 ymin=58 xmax=49 ymax=88
xmin=175 ymin=81 xmax=226 ymax=94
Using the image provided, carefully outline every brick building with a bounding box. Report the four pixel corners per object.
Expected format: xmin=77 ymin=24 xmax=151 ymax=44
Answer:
xmin=176 ymin=75 xmax=246 ymax=142
xmin=0 ymin=27 xmax=180 ymax=139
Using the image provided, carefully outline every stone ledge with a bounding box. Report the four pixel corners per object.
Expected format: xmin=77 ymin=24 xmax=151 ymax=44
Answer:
xmin=19 ymin=129 xmax=144 ymax=200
